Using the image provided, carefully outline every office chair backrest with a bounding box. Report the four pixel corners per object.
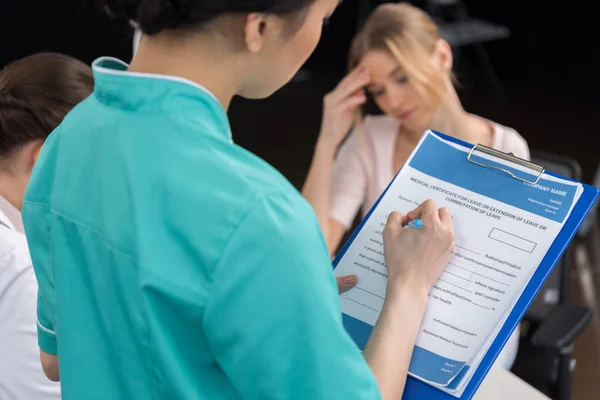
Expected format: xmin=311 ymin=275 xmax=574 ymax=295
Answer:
xmin=577 ymin=163 xmax=600 ymax=238
xmin=525 ymin=151 xmax=582 ymax=321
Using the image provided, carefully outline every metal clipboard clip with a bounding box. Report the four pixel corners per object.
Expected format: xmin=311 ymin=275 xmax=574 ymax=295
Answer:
xmin=467 ymin=144 xmax=545 ymax=185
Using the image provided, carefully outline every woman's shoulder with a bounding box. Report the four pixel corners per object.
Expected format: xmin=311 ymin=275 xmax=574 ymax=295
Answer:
xmin=490 ymin=120 xmax=531 ymax=160
xmin=343 ymin=114 xmax=397 ymax=153
xmin=0 ymin=222 xmax=31 ymax=278
xmin=335 ymin=115 xmax=396 ymax=168
xmin=362 ymin=114 xmax=399 ymax=139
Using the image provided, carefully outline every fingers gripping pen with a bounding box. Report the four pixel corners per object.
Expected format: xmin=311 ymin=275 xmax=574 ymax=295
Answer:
xmin=405 ymin=219 xmax=423 ymax=228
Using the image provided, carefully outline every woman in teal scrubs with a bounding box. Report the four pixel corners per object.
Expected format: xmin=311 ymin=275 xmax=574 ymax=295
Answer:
xmin=23 ymin=1 xmax=454 ymax=399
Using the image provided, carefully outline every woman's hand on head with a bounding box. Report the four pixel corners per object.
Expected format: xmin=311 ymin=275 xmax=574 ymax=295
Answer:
xmin=382 ymin=200 xmax=454 ymax=298
xmin=318 ymin=67 xmax=370 ymax=151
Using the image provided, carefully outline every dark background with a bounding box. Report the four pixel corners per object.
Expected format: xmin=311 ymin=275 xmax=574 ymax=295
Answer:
xmin=1 ymin=0 xmax=599 ymax=184
xmin=3 ymin=3 xmax=600 ymax=398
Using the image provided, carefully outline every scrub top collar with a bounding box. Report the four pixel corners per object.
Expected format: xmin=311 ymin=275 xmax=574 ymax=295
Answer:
xmin=91 ymin=57 xmax=233 ymax=143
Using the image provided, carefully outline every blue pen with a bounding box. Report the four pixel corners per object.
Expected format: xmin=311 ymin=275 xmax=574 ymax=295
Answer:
xmin=405 ymin=218 xmax=423 ymax=228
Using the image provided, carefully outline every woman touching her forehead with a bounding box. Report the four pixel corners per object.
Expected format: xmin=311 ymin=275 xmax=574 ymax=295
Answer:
xmin=303 ymin=2 xmax=525 ymax=369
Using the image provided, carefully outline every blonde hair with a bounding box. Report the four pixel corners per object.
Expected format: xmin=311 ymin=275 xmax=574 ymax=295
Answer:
xmin=349 ymin=3 xmax=449 ymax=106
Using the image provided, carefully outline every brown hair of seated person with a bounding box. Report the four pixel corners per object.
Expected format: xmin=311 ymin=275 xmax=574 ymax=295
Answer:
xmin=0 ymin=53 xmax=94 ymax=210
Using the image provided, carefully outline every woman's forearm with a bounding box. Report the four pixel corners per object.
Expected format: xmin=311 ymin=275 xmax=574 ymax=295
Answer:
xmin=363 ymin=283 xmax=429 ymax=400
xmin=301 ymin=139 xmax=337 ymax=241
xmin=40 ymin=351 xmax=60 ymax=382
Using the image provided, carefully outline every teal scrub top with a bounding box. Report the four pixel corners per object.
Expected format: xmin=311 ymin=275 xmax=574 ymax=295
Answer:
xmin=23 ymin=57 xmax=382 ymax=400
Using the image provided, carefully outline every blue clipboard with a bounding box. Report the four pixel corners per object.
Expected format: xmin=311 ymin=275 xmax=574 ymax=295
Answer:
xmin=332 ymin=130 xmax=599 ymax=400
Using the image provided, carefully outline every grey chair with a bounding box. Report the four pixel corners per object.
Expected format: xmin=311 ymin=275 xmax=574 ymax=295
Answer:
xmin=577 ymin=163 xmax=600 ymax=264
xmin=511 ymin=150 xmax=593 ymax=400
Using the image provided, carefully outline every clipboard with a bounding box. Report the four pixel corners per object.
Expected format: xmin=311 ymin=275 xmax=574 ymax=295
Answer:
xmin=333 ymin=130 xmax=599 ymax=400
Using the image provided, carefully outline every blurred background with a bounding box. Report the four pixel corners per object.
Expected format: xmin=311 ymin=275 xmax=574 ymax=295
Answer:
xmin=2 ymin=1 xmax=599 ymax=399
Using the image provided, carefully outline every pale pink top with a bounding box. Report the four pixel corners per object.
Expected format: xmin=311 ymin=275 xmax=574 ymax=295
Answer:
xmin=330 ymin=115 xmax=530 ymax=229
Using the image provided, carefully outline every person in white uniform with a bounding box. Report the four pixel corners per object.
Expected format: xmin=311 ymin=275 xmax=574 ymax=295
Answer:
xmin=0 ymin=52 xmax=93 ymax=399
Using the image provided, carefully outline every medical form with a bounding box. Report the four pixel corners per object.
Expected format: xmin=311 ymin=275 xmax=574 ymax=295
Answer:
xmin=334 ymin=131 xmax=584 ymax=396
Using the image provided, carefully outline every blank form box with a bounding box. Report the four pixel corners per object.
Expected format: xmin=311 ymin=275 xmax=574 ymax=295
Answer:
xmin=488 ymin=228 xmax=537 ymax=253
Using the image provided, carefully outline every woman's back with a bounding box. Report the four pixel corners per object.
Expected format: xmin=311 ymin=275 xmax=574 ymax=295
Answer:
xmin=0 ymin=212 xmax=61 ymax=399
xmin=24 ymin=58 xmax=379 ymax=399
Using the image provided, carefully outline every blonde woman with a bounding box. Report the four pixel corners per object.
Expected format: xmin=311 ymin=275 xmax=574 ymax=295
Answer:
xmin=302 ymin=2 xmax=524 ymax=369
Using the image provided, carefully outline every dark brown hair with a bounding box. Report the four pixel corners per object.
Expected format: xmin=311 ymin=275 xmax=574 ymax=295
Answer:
xmin=100 ymin=0 xmax=316 ymax=35
xmin=0 ymin=53 xmax=94 ymax=159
